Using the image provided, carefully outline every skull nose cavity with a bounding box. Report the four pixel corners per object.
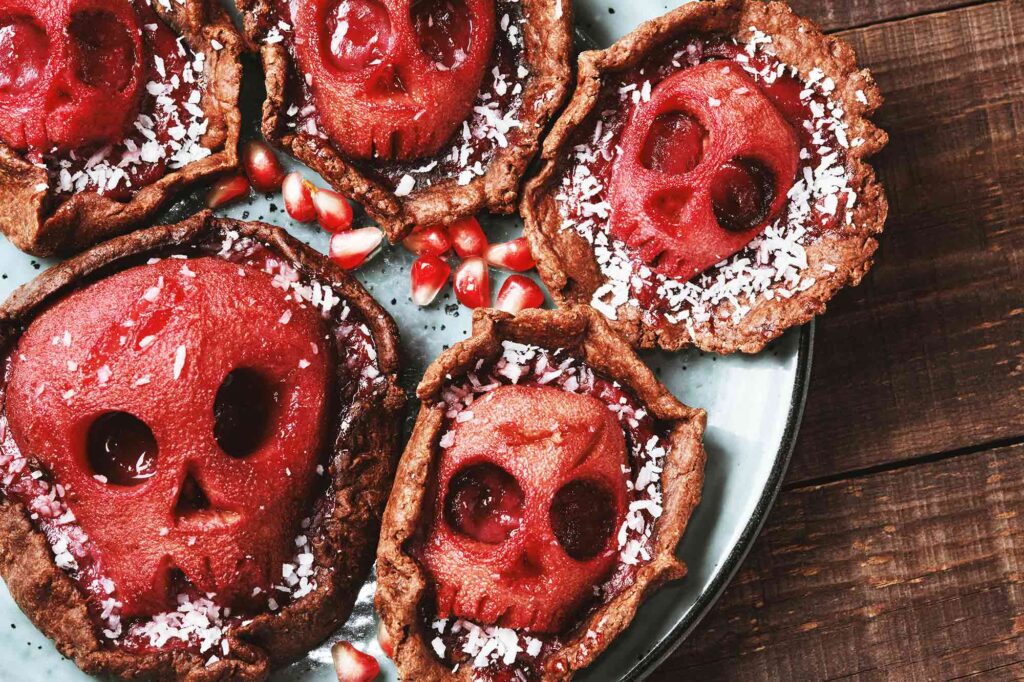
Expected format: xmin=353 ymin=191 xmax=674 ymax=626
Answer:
xmin=68 ymin=10 xmax=135 ymax=91
xmin=444 ymin=463 xmax=524 ymax=544
xmin=213 ymin=368 xmax=275 ymax=459
xmin=0 ymin=14 xmax=48 ymax=95
xmin=86 ymin=411 xmax=158 ymax=486
xmin=647 ymin=187 xmax=694 ymax=227
xmin=640 ymin=111 xmax=707 ymax=175
xmin=412 ymin=0 xmax=473 ymax=69
xmin=710 ymin=158 xmax=776 ymax=233
xmin=549 ymin=478 xmax=616 ymax=561
xmin=174 ymin=472 xmax=240 ymax=529
xmin=325 ymin=0 xmax=392 ymax=72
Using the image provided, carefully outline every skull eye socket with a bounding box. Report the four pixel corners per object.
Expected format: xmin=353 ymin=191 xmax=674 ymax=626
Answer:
xmin=640 ymin=111 xmax=707 ymax=175
xmin=68 ymin=10 xmax=135 ymax=91
xmin=710 ymin=158 xmax=776 ymax=233
xmin=412 ymin=0 xmax=473 ymax=69
xmin=444 ymin=463 xmax=524 ymax=544
xmin=549 ymin=479 xmax=616 ymax=561
xmin=0 ymin=14 xmax=48 ymax=96
xmin=86 ymin=412 xmax=158 ymax=487
xmin=325 ymin=0 xmax=392 ymax=72
xmin=213 ymin=369 xmax=276 ymax=459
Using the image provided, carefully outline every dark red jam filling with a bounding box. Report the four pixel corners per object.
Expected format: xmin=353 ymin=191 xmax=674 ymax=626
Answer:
xmin=559 ymin=34 xmax=854 ymax=316
xmin=0 ymin=0 xmax=210 ymax=205
xmin=0 ymin=234 xmax=379 ymax=654
xmin=259 ymin=0 xmax=528 ymax=192
xmin=413 ymin=345 xmax=672 ymax=680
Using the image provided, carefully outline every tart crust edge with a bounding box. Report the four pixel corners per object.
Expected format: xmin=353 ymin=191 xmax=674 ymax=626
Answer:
xmin=0 ymin=212 xmax=406 ymax=680
xmin=521 ymin=0 xmax=889 ymax=354
xmin=239 ymin=0 xmax=574 ymax=242
xmin=376 ymin=306 xmax=707 ymax=681
xmin=0 ymin=0 xmax=244 ymax=258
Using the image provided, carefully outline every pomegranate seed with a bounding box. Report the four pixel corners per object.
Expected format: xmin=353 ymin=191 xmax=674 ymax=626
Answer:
xmin=453 ymin=257 xmax=490 ymax=309
xmin=410 ymin=255 xmax=452 ymax=306
xmin=496 ymin=275 xmax=545 ymax=314
xmin=331 ymin=641 xmax=380 ymax=682
xmin=329 ymin=227 xmax=384 ymax=270
xmin=242 ymin=140 xmax=285 ymax=193
xmin=402 ymin=225 xmax=451 ymax=257
xmin=377 ymin=622 xmax=394 ymax=659
xmin=206 ymin=174 xmax=250 ymax=208
xmin=447 ymin=217 xmax=488 ymax=258
xmin=485 ymin=237 xmax=536 ymax=272
xmin=314 ymin=187 xmax=354 ymax=233
xmin=282 ymin=172 xmax=317 ymax=223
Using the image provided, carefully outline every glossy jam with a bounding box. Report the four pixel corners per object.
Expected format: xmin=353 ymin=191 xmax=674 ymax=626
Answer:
xmin=86 ymin=411 xmax=159 ymax=486
xmin=444 ymin=462 xmax=524 ymax=544
xmin=549 ymin=479 xmax=616 ymax=562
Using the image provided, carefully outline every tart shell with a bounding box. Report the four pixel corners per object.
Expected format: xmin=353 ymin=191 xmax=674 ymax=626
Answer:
xmin=0 ymin=212 xmax=406 ymax=681
xmin=239 ymin=0 xmax=574 ymax=242
xmin=522 ymin=0 xmax=889 ymax=354
xmin=376 ymin=306 xmax=707 ymax=681
xmin=0 ymin=0 xmax=243 ymax=258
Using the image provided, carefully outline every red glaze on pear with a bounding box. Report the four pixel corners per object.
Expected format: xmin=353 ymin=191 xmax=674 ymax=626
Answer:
xmin=290 ymin=0 xmax=495 ymax=160
xmin=607 ymin=61 xmax=799 ymax=280
xmin=422 ymin=385 xmax=628 ymax=633
xmin=0 ymin=0 xmax=145 ymax=152
xmin=4 ymin=257 xmax=332 ymax=616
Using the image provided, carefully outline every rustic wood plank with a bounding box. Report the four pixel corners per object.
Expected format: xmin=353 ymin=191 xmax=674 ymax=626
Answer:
xmin=655 ymin=442 xmax=1024 ymax=681
xmin=787 ymin=0 xmax=1024 ymax=481
xmin=788 ymin=0 xmax=985 ymax=32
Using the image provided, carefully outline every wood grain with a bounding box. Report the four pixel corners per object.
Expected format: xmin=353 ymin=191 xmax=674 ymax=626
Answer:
xmin=788 ymin=0 xmax=1024 ymax=482
xmin=657 ymin=441 xmax=1024 ymax=681
xmin=788 ymin=0 xmax=983 ymax=32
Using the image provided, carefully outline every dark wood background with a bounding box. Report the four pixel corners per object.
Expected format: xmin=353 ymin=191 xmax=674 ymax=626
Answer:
xmin=654 ymin=1 xmax=1024 ymax=679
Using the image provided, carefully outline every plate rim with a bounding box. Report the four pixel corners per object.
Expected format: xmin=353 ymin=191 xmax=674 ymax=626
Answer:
xmin=622 ymin=322 xmax=815 ymax=682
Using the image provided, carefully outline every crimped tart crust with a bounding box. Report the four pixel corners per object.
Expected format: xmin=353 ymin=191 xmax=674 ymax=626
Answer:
xmin=376 ymin=307 xmax=707 ymax=681
xmin=522 ymin=0 xmax=889 ymax=354
xmin=238 ymin=0 xmax=573 ymax=242
xmin=0 ymin=0 xmax=243 ymax=258
xmin=0 ymin=213 xmax=405 ymax=681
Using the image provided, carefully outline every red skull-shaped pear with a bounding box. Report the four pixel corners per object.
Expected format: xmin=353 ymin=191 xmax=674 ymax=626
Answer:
xmin=421 ymin=384 xmax=629 ymax=633
xmin=0 ymin=0 xmax=145 ymax=153
xmin=608 ymin=61 xmax=800 ymax=280
xmin=291 ymin=0 xmax=496 ymax=160
xmin=4 ymin=256 xmax=332 ymax=616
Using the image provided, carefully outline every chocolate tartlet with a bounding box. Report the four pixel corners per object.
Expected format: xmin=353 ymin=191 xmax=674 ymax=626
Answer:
xmin=523 ymin=0 xmax=888 ymax=354
xmin=0 ymin=213 xmax=405 ymax=680
xmin=377 ymin=307 xmax=707 ymax=681
xmin=238 ymin=0 xmax=573 ymax=241
xmin=0 ymin=0 xmax=243 ymax=258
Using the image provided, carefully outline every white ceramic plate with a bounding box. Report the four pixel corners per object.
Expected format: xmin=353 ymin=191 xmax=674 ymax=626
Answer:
xmin=0 ymin=1 xmax=811 ymax=679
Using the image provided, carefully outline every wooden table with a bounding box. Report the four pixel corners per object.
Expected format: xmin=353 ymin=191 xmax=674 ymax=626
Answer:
xmin=653 ymin=1 xmax=1024 ymax=678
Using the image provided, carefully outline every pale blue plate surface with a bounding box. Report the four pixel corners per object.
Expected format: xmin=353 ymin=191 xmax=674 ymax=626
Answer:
xmin=0 ymin=1 xmax=811 ymax=679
